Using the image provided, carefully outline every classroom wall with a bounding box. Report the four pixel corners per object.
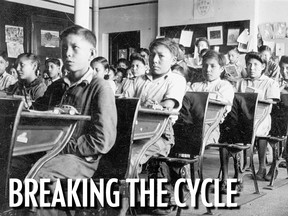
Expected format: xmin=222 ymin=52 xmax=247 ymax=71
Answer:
xmin=158 ymin=0 xmax=257 ymax=51
xmin=258 ymin=0 xmax=288 ymax=24
xmin=98 ymin=2 xmax=158 ymax=57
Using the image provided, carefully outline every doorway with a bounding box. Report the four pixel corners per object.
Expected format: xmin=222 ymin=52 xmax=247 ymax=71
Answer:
xmin=109 ymin=31 xmax=140 ymax=66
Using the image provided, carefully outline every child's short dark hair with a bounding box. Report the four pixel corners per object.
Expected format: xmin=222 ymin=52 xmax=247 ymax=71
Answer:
xmin=16 ymin=53 xmax=40 ymax=73
xmin=245 ymin=52 xmax=267 ymax=73
xmin=228 ymin=47 xmax=240 ymax=54
xmin=117 ymin=58 xmax=130 ymax=68
xmin=116 ymin=67 xmax=127 ymax=78
xmin=202 ymin=50 xmax=226 ymax=67
xmin=258 ymin=45 xmax=271 ymax=53
xmin=91 ymin=56 xmax=109 ymax=70
xmin=130 ymin=53 xmax=147 ymax=65
xmin=138 ymin=48 xmax=150 ymax=56
xmin=245 ymin=52 xmax=266 ymax=64
xmin=45 ymin=58 xmax=61 ymax=67
xmin=280 ymin=55 xmax=288 ymax=65
xmin=60 ymin=25 xmax=96 ymax=47
xmin=195 ymin=37 xmax=210 ymax=48
xmin=0 ymin=51 xmax=8 ymax=62
xmin=149 ymin=37 xmax=179 ymax=57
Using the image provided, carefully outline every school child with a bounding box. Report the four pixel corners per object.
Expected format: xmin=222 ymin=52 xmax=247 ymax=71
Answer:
xmin=220 ymin=52 xmax=280 ymax=192
xmin=259 ymin=45 xmax=280 ymax=81
xmin=114 ymin=67 xmax=126 ymax=92
xmin=117 ymin=53 xmax=148 ymax=94
xmin=192 ymin=37 xmax=210 ymax=68
xmin=33 ymin=59 xmax=67 ymax=110
xmin=116 ymin=57 xmax=130 ymax=70
xmin=90 ymin=56 xmax=116 ymax=93
xmin=6 ymin=53 xmax=47 ymax=107
xmin=9 ymin=66 xmax=18 ymax=80
xmin=138 ymin=47 xmax=150 ymax=65
xmin=10 ymin=25 xmax=117 ymax=215
xmin=45 ymin=58 xmax=62 ymax=82
xmin=90 ymin=56 xmax=109 ymax=78
xmin=226 ymin=47 xmax=247 ymax=78
xmin=106 ymin=65 xmax=116 ymax=81
xmin=124 ymin=37 xmax=186 ymax=215
xmin=187 ymin=50 xmax=234 ymax=144
xmin=0 ymin=51 xmax=17 ymax=90
xmin=279 ymin=55 xmax=288 ymax=93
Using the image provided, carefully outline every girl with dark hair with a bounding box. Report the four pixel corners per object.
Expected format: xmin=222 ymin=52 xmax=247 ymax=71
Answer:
xmin=6 ymin=53 xmax=46 ymax=107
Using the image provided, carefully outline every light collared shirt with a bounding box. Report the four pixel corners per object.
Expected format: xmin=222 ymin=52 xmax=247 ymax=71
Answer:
xmin=125 ymin=70 xmax=187 ymax=111
xmin=188 ymin=78 xmax=234 ymax=106
xmin=63 ymin=67 xmax=94 ymax=88
xmin=0 ymin=71 xmax=17 ymax=91
xmin=236 ymin=74 xmax=280 ymax=101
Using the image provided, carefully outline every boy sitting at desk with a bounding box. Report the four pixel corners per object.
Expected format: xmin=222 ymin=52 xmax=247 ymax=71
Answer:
xmin=187 ymin=50 xmax=234 ymax=144
xmin=124 ymin=37 xmax=186 ymax=214
xmin=0 ymin=51 xmax=17 ymax=91
xmin=6 ymin=53 xmax=47 ymax=107
xmin=279 ymin=55 xmax=288 ymax=93
xmin=220 ymin=52 xmax=280 ymax=192
xmin=10 ymin=25 xmax=117 ymax=215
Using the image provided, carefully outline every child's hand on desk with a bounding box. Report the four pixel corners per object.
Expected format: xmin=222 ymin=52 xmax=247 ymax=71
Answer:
xmin=142 ymin=99 xmax=164 ymax=110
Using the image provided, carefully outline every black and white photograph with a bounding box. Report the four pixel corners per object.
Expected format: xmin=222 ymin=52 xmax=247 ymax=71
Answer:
xmin=0 ymin=1 xmax=288 ymax=216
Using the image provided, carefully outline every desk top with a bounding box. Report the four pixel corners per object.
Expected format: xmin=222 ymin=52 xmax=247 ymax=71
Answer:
xmin=138 ymin=107 xmax=178 ymax=116
xmin=258 ymin=99 xmax=276 ymax=104
xmin=21 ymin=110 xmax=91 ymax=121
xmin=209 ymin=99 xmax=231 ymax=106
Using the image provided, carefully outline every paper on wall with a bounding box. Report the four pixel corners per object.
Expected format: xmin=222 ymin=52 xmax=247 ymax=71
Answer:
xmin=237 ymin=29 xmax=250 ymax=44
xmin=179 ymin=30 xmax=193 ymax=47
xmin=263 ymin=40 xmax=275 ymax=51
xmin=7 ymin=42 xmax=24 ymax=58
xmin=275 ymin=43 xmax=285 ymax=56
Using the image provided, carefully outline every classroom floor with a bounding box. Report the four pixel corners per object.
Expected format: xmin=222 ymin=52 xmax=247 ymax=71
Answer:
xmin=57 ymin=147 xmax=288 ymax=216
xmin=164 ymin=147 xmax=288 ymax=216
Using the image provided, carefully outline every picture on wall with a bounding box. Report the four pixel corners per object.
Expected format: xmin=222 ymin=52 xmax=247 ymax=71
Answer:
xmin=41 ymin=30 xmax=59 ymax=48
xmin=227 ymin=28 xmax=240 ymax=46
xmin=207 ymin=26 xmax=223 ymax=45
xmin=119 ymin=49 xmax=128 ymax=59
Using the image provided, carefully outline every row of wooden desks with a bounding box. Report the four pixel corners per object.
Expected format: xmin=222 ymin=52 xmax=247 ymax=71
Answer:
xmin=13 ymin=99 xmax=229 ymax=157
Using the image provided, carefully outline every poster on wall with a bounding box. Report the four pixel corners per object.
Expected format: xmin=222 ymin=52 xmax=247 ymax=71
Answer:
xmin=5 ymin=25 xmax=24 ymax=58
xmin=227 ymin=28 xmax=240 ymax=46
xmin=194 ymin=0 xmax=215 ymax=19
xmin=41 ymin=30 xmax=60 ymax=48
xmin=6 ymin=42 xmax=24 ymax=58
xmin=273 ymin=22 xmax=286 ymax=39
xmin=5 ymin=25 xmax=24 ymax=44
xmin=258 ymin=23 xmax=274 ymax=40
xmin=207 ymin=26 xmax=223 ymax=45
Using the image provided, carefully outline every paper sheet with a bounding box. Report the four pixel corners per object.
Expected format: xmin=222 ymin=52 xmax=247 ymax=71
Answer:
xmin=276 ymin=43 xmax=285 ymax=56
xmin=237 ymin=29 xmax=250 ymax=44
xmin=7 ymin=42 xmax=24 ymax=58
xmin=179 ymin=30 xmax=193 ymax=47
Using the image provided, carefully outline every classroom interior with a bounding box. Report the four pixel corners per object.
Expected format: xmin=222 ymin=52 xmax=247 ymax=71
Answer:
xmin=1 ymin=0 xmax=288 ymax=216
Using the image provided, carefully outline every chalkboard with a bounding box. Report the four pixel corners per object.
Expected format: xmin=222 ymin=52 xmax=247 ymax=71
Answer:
xmin=160 ymin=20 xmax=250 ymax=55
